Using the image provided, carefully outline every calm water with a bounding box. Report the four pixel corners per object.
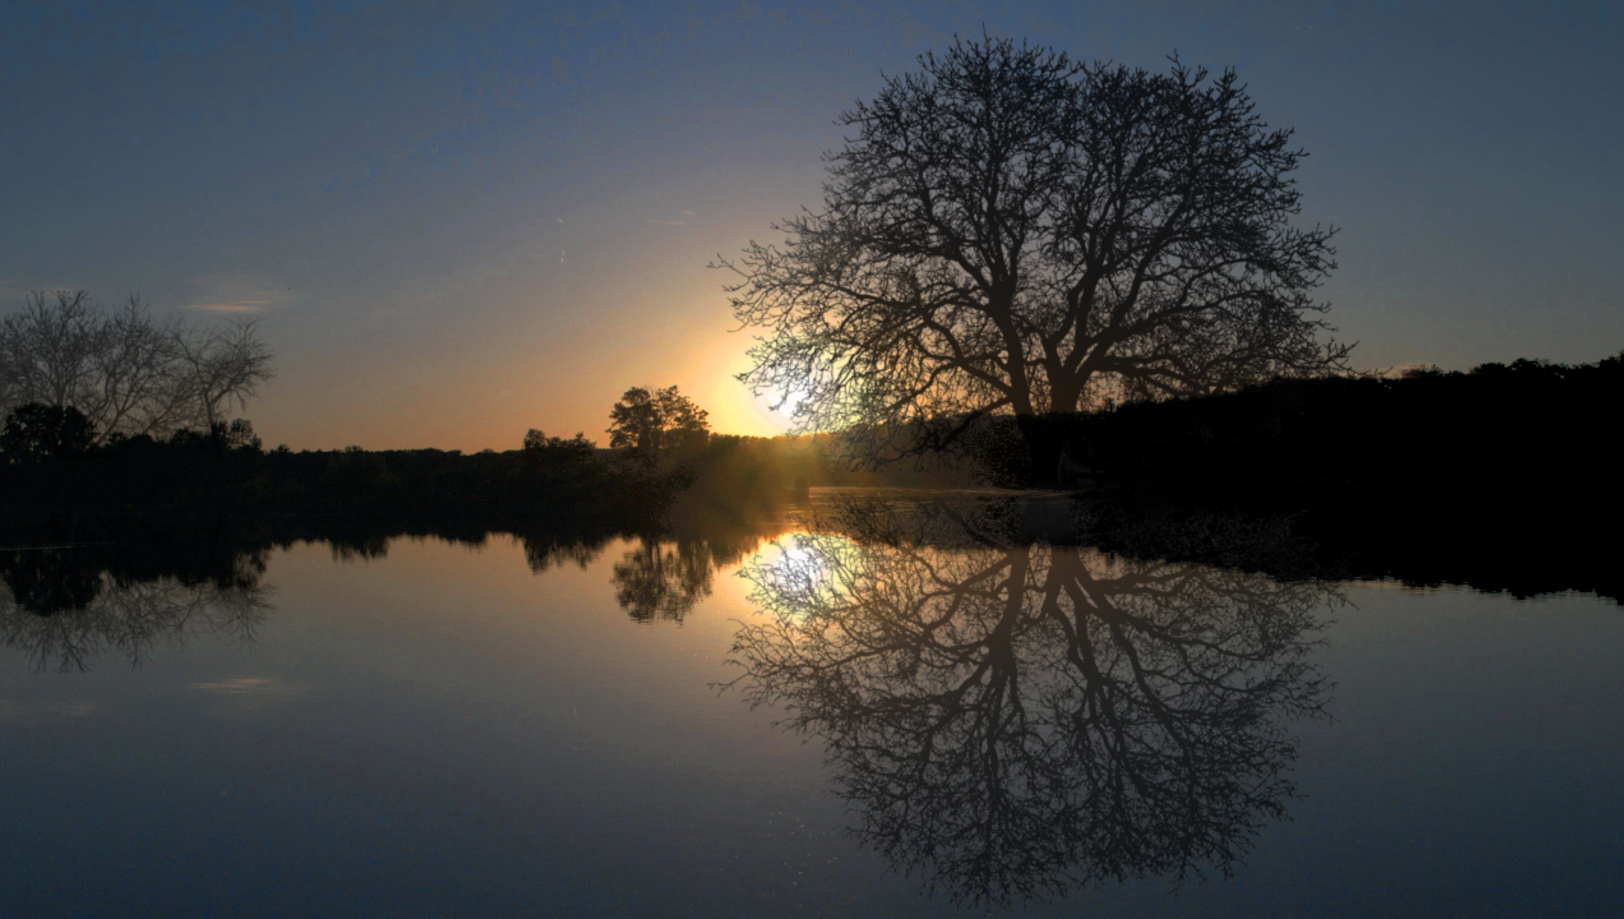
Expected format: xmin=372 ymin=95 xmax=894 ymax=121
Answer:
xmin=2 ymin=494 xmax=1621 ymax=917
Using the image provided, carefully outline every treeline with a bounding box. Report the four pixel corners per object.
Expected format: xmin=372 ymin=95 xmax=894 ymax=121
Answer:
xmin=0 ymin=416 xmax=657 ymax=523
xmin=1043 ymin=354 xmax=1624 ymax=602
xmin=966 ymin=353 xmax=1624 ymax=489
xmin=0 ymin=412 xmax=843 ymax=526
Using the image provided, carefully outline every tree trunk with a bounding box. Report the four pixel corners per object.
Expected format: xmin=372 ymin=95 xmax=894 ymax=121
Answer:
xmin=1015 ymin=413 xmax=1065 ymax=488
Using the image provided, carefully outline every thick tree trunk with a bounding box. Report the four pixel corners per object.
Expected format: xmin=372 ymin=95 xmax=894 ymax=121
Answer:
xmin=1015 ymin=413 xmax=1065 ymax=488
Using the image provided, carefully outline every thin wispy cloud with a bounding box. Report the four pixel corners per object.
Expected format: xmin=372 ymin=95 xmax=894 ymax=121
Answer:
xmin=182 ymin=274 xmax=295 ymax=315
xmin=186 ymin=301 xmax=269 ymax=313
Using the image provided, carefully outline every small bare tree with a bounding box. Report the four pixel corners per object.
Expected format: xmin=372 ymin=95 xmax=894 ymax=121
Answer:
xmin=0 ymin=291 xmax=103 ymax=417
xmin=174 ymin=317 xmax=275 ymax=444
xmin=93 ymin=297 xmax=194 ymax=438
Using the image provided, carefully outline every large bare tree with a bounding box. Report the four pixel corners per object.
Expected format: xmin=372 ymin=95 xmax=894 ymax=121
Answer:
xmin=721 ymin=35 xmax=1351 ymax=473
xmin=0 ymin=290 xmax=273 ymax=443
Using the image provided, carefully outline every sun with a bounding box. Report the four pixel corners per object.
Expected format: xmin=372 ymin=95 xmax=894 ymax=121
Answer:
xmin=772 ymin=386 xmax=811 ymax=419
xmin=749 ymin=385 xmax=815 ymax=433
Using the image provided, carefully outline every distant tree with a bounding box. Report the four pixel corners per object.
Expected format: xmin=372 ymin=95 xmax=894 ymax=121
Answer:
xmin=523 ymin=428 xmax=597 ymax=465
xmin=217 ymin=418 xmax=263 ymax=453
xmin=0 ymin=290 xmax=274 ymax=444
xmin=0 ymin=403 xmax=97 ymax=462
xmin=720 ymin=35 xmax=1351 ymax=474
xmin=607 ymin=386 xmax=709 ymax=467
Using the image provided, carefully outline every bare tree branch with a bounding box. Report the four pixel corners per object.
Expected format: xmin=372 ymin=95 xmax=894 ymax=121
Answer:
xmin=720 ymin=36 xmax=1352 ymax=468
xmin=0 ymin=292 xmax=274 ymax=443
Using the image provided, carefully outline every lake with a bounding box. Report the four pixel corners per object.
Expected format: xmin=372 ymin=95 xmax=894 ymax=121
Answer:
xmin=2 ymin=492 xmax=1620 ymax=917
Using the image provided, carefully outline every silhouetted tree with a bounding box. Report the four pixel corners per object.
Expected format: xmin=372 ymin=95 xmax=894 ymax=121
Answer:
xmin=217 ymin=418 xmax=263 ymax=453
xmin=0 ymin=290 xmax=273 ymax=442
xmin=1 ymin=403 xmax=97 ymax=462
xmin=607 ymin=385 xmax=709 ymax=467
xmin=523 ymin=428 xmax=596 ymax=462
xmin=720 ymin=36 xmax=1350 ymax=474
xmin=175 ymin=317 xmax=274 ymax=455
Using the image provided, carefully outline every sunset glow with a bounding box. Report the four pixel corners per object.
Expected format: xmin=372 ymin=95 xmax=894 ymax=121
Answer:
xmin=2 ymin=2 xmax=1617 ymax=455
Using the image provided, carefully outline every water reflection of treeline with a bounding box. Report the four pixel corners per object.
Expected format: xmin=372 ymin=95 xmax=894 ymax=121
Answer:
xmin=0 ymin=508 xmax=790 ymax=669
xmin=0 ymin=526 xmax=273 ymax=671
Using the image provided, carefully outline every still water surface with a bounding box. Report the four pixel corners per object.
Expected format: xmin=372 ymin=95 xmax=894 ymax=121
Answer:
xmin=1 ymin=495 xmax=1620 ymax=917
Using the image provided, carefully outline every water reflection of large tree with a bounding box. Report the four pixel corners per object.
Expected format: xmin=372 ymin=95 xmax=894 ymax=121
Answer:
xmin=0 ymin=549 xmax=271 ymax=672
xmin=729 ymin=504 xmax=1336 ymax=906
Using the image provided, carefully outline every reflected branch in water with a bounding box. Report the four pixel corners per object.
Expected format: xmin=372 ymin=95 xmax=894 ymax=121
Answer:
xmin=727 ymin=501 xmax=1338 ymax=906
xmin=0 ymin=548 xmax=272 ymax=672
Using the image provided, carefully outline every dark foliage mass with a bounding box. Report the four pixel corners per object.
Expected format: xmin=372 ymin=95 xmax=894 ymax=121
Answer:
xmin=1038 ymin=353 xmax=1624 ymax=601
xmin=1 ymin=403 xmax=97 ymax=461
xmin=1064 ymin=354 xmax=1623 ymax=485
xmin=0 ymin=417 xmax=655 ymax=523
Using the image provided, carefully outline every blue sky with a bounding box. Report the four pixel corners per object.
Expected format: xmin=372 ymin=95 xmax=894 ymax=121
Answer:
xmin=3 ymin=0 xmax=1618 ymax=449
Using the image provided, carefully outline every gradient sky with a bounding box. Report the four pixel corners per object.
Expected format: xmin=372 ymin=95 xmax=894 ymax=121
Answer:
xmin=3 ymin=0 xmax=1618 ymax=451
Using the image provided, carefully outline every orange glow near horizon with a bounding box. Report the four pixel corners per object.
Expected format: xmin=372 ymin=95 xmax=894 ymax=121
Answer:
xmin=687 ymin=340 xmax=801 ymax=440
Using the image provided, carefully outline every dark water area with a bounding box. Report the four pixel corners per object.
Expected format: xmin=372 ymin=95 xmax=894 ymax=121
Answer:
xmin=2 ymin=491 xmax=1621 ymax=917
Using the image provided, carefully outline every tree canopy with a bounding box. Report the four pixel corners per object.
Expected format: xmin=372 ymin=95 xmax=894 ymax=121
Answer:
xmin=721 ymin=35 xmax=1350 ymax=467
xmin=606 ymin=385 xmax=710 ymax=466
xmin=0 ymin=403 xmax=97 ymax=463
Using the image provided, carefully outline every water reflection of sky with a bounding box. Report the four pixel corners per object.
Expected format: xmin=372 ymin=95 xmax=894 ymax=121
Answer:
xmin=0 ymin=519 xmax=1620 ymax=917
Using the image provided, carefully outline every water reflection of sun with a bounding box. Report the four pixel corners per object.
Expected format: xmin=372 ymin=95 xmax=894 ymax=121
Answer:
xmin=748 ymin=533 xmax=854 ymax=609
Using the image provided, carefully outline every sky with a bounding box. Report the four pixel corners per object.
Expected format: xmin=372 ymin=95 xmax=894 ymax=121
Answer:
xmin=3 ymin=0 xmax=1619 ymax=451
